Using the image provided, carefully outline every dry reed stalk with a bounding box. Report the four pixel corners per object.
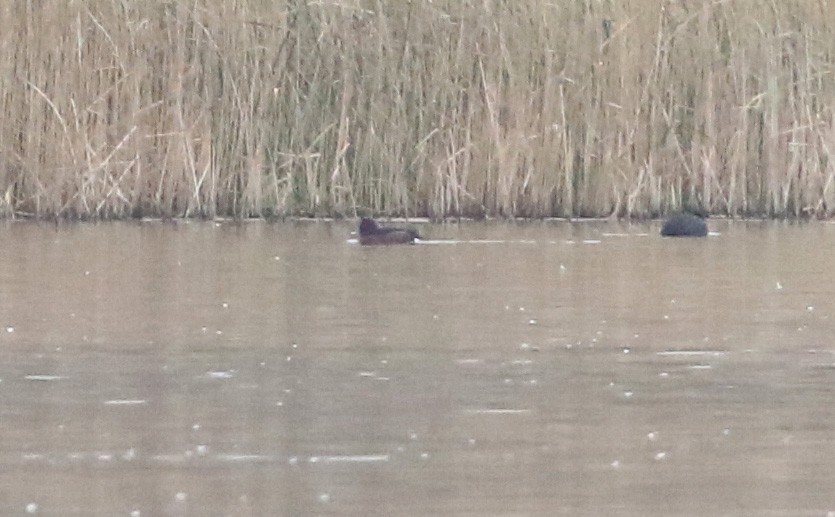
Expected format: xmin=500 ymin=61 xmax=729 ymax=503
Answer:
xmin=0 ymin=0 xmax=834 ymax=219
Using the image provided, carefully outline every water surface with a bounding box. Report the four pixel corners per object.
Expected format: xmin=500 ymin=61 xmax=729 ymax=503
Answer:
xmin=1 ymin=219 xmax=835 ymax=516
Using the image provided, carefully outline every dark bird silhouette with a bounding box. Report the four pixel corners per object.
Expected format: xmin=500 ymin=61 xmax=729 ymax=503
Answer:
xmin=661 ymin=213 xmax=708 ymax=237
xmin=358 ymin=218 xmax=421 ymax=245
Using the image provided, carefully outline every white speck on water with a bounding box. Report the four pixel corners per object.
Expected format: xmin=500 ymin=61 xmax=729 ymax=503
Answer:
xmin=776 ymin=281 xmax=783 ymax=290
xmin=420 ymin=452 xmax=430 ymax=460
xmin=288 ymin=456 xmax=298 ymax=465
xmin=647 ymin=432 xmax=658 ymax=441
xmin=291 ymin=343 xmax=298 ymax=349
xmin=528 ymin=319 xmax=537 ymax=325
xmin=192 ymin=423 xmax=201 ymax=431
xmin=5 ymin=326 xmax=14 ymax=333
xmin=559 ymin=264 xmax=567 ymax=272
xmin=215 ymin=330 xmax=223 ymax=335
xmin=611 ymin=460 xmax=620 ymax=468
xmin=196 ymin=445 xmax=208 ymax=456
xmin=274 ymin=256 xmax=280 ymax=261
xmin=583 ymin=239 xmax=601 ymax=244
xmin=511 ymin=359 xmax=533 ymax=365
xmin=201 ymin=327 xmax=208 ymax=333
xmin=97 ymin=453 xmax=113 ymax=462
xmin=433 ymin=314 xmax=439 ymax=320
xmin=520 ymin=343 xmax=530 ymax=350
xmin=519 ymin=307 xmax=525 ymax=312
xmin=807 ymin=305 xmax=815 ymax=312
xmin=623 ymin=391 xmax=634 ymax=398
xmin=206 ymin=370 xmax=235 ymax=379
xmin=175 ymin=492 xmax=187 ymax=502
xmin=104 ymin=399 xmax=147 ymax=406
xmin=122 ymin=448 xmax=137 ymax=461
xmin=130 ymin=511 xmax=141 ymax=517
xmin=468 ymin=438 xmax=476 ymax=446
xmin=528 ymin=379 xmax=538 ymax=386
xmin=259 ymin=361 xmax=266 ymax=367
xmin=663 ymin=314 xmax=670 ymax=320
xmin=276 ymin=401 xmax=284 ymax=407
xmin=723 ymin=428 xmax=731 ymax=436
xmin=659 ymin=372 xmax=669 ymax=378
xmin=286 ymin=355 xmax=292 ymax=362
xmin=25 ymin=503 xmax=38 ymax=514
xmin=222 ymin=302 xmax=229 ymax=308
xmin=622 ymin=348 xmax=630 ymax=354
xmin=688 ymin=364 xmax=712 ymax=370
xmin=318 ymin=493 xmax=330 ymax=503
xmin=84 ymin=270 xmax=90 ymax=276
xmin=565 ymin=343 xmax=573 ymax=350
xmin=504 ymin=378 xmax=514 ymax=385
xmin=654 ymin=451 xmax=667 ymax=461
xmin=409 ymin=432 xmax=419 ymax=440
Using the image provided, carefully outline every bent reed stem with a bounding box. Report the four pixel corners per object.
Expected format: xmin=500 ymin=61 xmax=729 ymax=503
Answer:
xmin=1 ymin=1 xmax=834 ymax=220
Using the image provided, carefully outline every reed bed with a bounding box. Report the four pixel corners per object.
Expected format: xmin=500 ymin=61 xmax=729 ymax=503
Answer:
xmin=0 ymin=0 xmax=834 ymax=219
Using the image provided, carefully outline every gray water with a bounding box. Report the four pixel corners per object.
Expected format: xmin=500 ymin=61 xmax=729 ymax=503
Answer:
xmin=1 ymin=219 xmax=835 ymax=516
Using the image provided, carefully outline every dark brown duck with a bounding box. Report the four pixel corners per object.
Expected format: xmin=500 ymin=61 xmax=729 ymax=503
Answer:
xmin=358 ymin=218 xmax=421 ymax=245
xmin=661 ymin=213 xmax=708 ymax=237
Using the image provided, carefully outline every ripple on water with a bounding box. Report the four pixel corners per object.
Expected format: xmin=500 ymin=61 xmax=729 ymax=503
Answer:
xmin=656 ymin=350 xmax=726 ymax=357
xmin=307 ymin=454 xmax=390 ymax=464
xmin=24 ymin=375 xmax=64 ymax=381
xmin=205 ymin=370 xmax=235 ymax=379
xmin=104 ymin=399 xmax=147 ymax=406
xmin=462 ymin=408 xmax=532 ymax=415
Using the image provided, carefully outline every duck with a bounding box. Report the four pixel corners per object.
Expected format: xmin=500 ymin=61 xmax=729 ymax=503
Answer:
xmin=660 ymin=212 xmax=708 ymax=237
xmin=358 ymin=217 xmax=421 ymax=245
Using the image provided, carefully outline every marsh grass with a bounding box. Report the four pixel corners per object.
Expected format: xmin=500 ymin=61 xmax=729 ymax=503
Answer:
xmin=1 ymin=0 xmax=834 ymax=219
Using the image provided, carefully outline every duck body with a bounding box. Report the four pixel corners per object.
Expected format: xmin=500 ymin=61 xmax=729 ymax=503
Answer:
xmin=661 ymin=213 xmax=708 ymax=237
xmin=358 ymin=218 xmax=421 ymax=245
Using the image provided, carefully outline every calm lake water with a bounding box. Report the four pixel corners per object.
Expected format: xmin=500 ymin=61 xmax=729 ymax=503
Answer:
xmin=1 ymin=219 xmax=835 ymax=516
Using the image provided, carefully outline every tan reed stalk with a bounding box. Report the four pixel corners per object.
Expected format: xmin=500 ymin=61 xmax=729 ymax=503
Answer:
xmin=0 ymin=0 xmax=834 ymax=219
